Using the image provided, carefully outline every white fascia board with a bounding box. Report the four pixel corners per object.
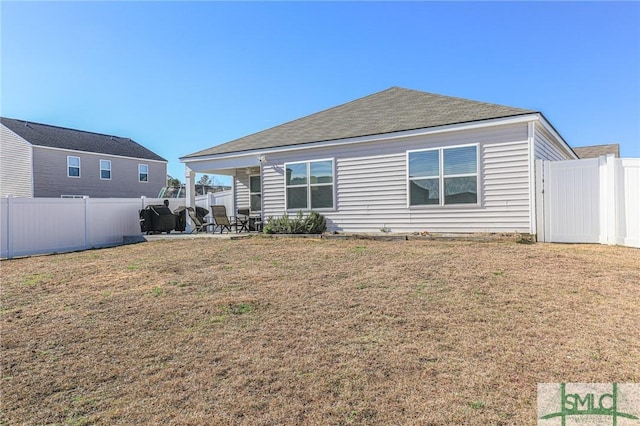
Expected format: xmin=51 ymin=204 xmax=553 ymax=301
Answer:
xmin=181 ymin=114 xmax=540 ymax=165
xmin=535 ymin=114 xmax=578 ymax=159
xmin=32 ymin=144 xmax=168 ymax=164
xmin=184 ymin=154 xmax=261 ymax=173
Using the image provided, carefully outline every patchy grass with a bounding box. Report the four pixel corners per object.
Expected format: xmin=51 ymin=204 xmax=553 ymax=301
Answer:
xmin=1 ymin=238 xmax=639 ymax=425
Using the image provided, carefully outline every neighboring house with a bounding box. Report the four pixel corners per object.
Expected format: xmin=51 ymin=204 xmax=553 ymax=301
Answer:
xmin=1 ymin=117 xmax=167 ymax=198
xmin=573 ymin=144 xmax=620 ymax=159
xmin=180 ymin=87 xmax=577 ymax=234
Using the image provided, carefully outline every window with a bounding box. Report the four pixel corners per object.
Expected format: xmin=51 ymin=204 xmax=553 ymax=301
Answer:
xmin=285 ymin=159 xmax=334 ymax=210
xmin=139 ymin=164 xmax=148 ymax=182
xmin=408 ymin=145 xmax=478 ymax=206
xmin=249 ymin=175 xmax=261 ymax=212
xmin=67 ymin=156 xmax=80 ymax=177
xmin=100 ymin=160 xmax=111 ymax=180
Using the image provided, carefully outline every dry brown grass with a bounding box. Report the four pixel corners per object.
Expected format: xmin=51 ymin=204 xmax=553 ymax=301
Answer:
xmin=1 ymin=237 xmax=639 ymax=425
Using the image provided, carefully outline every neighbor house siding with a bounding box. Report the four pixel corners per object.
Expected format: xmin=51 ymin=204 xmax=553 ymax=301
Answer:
xmin=534 ymin=123 xmax=573 ymax=161
xmin=0 ymin=124 xmax=33 ymax=197
xmin=262 ymin=122 xmax=533 ymax=233
xmin=32 ymin=146 xmax=166 ymax=198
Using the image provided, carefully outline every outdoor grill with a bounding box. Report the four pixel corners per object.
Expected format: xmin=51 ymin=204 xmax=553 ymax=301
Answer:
xmin=139 ymin=205 xmax=176 ymax=234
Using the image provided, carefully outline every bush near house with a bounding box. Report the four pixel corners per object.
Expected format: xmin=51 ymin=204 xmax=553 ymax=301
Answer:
xmin=263 ymin=210 xmax=326 ymax=234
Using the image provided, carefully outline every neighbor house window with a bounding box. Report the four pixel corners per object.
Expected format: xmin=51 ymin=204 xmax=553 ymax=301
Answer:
xmin=100 ymin=160 xmax=111 ymax=180
xmin=285 ymin=159 xmax=334 ymax=210
xmin=67 ymin=156 xmax=80 ymax=178
xmin=408 ymin=145 xmax=478 ymax=206
xmin=139 ymin=164 xmax=148 ymax=182
xmin=249 ymin=175 xmax=261 ymax=212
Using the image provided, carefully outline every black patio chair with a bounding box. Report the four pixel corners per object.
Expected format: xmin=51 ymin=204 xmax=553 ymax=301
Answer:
xmin=236 ymin=208 xmax=251 ymax=233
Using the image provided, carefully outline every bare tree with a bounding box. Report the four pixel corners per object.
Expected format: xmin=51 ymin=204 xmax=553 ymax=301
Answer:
xmin=197 ymin=175 xmax=212 ymax=186
xmin=167 ymin=175 xmax=181 ymax=186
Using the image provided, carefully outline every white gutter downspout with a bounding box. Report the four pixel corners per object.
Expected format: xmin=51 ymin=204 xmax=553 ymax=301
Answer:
xmin=528 ymin=121 xmax=537 ymax=237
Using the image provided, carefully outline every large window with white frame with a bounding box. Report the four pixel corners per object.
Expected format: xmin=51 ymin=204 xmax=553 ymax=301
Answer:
xmin=67 ymin=156 xmax=80 ymax=178
xmin=249 ymin=175 xmax=261 ymax=212
xmin=138 ymin=164 xmax=148 ymax=182
xmin=408 ymin=145 xmax=479 ymax=206
xmin=100 ymin=160 xmax=111 ymax=180
xmin=285 ymin=159 xmax=334 ymax=210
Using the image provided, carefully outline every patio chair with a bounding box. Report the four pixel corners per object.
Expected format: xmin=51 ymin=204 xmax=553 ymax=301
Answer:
xmin=210 ymin=205 xmax=238 ymax=233
xmin=236 ymin=208 xmax=251 ymax=233
xmin=187 ymin=208 xmax=215 ymax=234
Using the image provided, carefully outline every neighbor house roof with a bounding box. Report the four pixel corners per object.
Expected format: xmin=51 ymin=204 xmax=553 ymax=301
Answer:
xmin=1 ymin=117 xmax=166 ymax=162
xmin=573 ymin=144 xmax=620 ymax=159
xmin=183 ymin=87 xmax=537 ymax=159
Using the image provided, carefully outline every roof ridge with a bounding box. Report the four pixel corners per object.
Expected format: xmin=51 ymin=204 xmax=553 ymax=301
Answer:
xmin=195 ymin=87 xmax=405 ymax=154
xmin=1 ymin=116 xmax=166 ymax=162
xmin=278 ymin=87 xmax=401 ymax=120
xmin=182 ymin=87 xmax=540 ymax=158
xmin=1 ymin=116 xmax=131 ymax=140
xmin=384 ymin=87 xmax=534 ymax=112
xmin=250 ymin=87 xmax=401 ymax=130
xmin=575 ymin=143 xmax=619 ymax=147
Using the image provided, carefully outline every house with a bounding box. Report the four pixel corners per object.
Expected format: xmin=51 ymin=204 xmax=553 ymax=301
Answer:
xmin=1 ymin=117 xmax=167 ymax=198
xmin=180 ymin=87 xmax=577 ymax=234
xmin=573 ymin=144 xmax=620 ymax=159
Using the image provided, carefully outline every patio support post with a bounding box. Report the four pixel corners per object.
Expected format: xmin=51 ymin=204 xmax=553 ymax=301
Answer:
xmin=185 ymin=167 xmax=196 ymax=233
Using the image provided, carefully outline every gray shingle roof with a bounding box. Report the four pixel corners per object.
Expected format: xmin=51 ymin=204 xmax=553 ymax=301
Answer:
xmin=183 ymin=87 xmax=536 ymax=158
xmin=1 ymin=117 xmax=166 ymax=162
xmin=573 ymin=144 xmax=620 ymax=159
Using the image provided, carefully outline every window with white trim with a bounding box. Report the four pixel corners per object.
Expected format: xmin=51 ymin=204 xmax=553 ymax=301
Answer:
xmin=285 ymin=159 xmax=334 ymax=210
xmin=100 ymin=160 xmax=111 ymax=180
xmin=139 ymin=164 xmax=148 ymax=182
xmin=408 ymin=145 xmax=478 ymax=206
xmin=249 ymin=175 xmax=261 ymax=212
xmin=67 ymin=156 xmax=80 ymax=178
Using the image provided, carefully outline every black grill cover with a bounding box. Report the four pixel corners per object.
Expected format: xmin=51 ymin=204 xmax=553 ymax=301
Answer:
xmin=139 ymin=205 xmax=176 ymax=234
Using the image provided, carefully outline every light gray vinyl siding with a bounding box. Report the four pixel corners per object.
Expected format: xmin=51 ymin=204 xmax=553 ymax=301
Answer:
xmin=262 ymin=163 xmax=286 ymax=213
xmin=234 ymin=169 xmax=252 ymax=210
xmin=262 ymin=122 xmax=533 ymax=233
xmin=32 ymin=147 xmax=166 ymax=198
xmin=534 ymin=123 xmax=573 ymax=161
xmin=1 ymin=124 xmax=33 ymax=197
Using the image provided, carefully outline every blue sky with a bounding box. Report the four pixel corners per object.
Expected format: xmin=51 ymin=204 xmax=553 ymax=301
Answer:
xmin=2 ymin=1 xmax=639 ymax=185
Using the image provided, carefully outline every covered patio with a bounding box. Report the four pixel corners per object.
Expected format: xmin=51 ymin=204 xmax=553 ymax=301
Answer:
xmin=180 ymin=151 xmax=266 ymax=232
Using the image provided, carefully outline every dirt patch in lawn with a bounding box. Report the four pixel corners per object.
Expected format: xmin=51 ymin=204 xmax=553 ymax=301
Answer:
xmin=2 ymin=238 xmax=639 ymax=425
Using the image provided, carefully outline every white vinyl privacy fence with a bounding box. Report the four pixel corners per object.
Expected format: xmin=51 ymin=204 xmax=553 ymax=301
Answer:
xmin=1 ymin=191 xmax=233 ymax=259
xmin=536 ymin=156 xmax=640 ymax=248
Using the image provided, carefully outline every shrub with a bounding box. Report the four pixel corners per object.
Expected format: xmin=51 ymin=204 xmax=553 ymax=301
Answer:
xmin=304 ymin=211 xmax=326 ymax=234
xmin=263 ymin=210 xmax=326 ymax=234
